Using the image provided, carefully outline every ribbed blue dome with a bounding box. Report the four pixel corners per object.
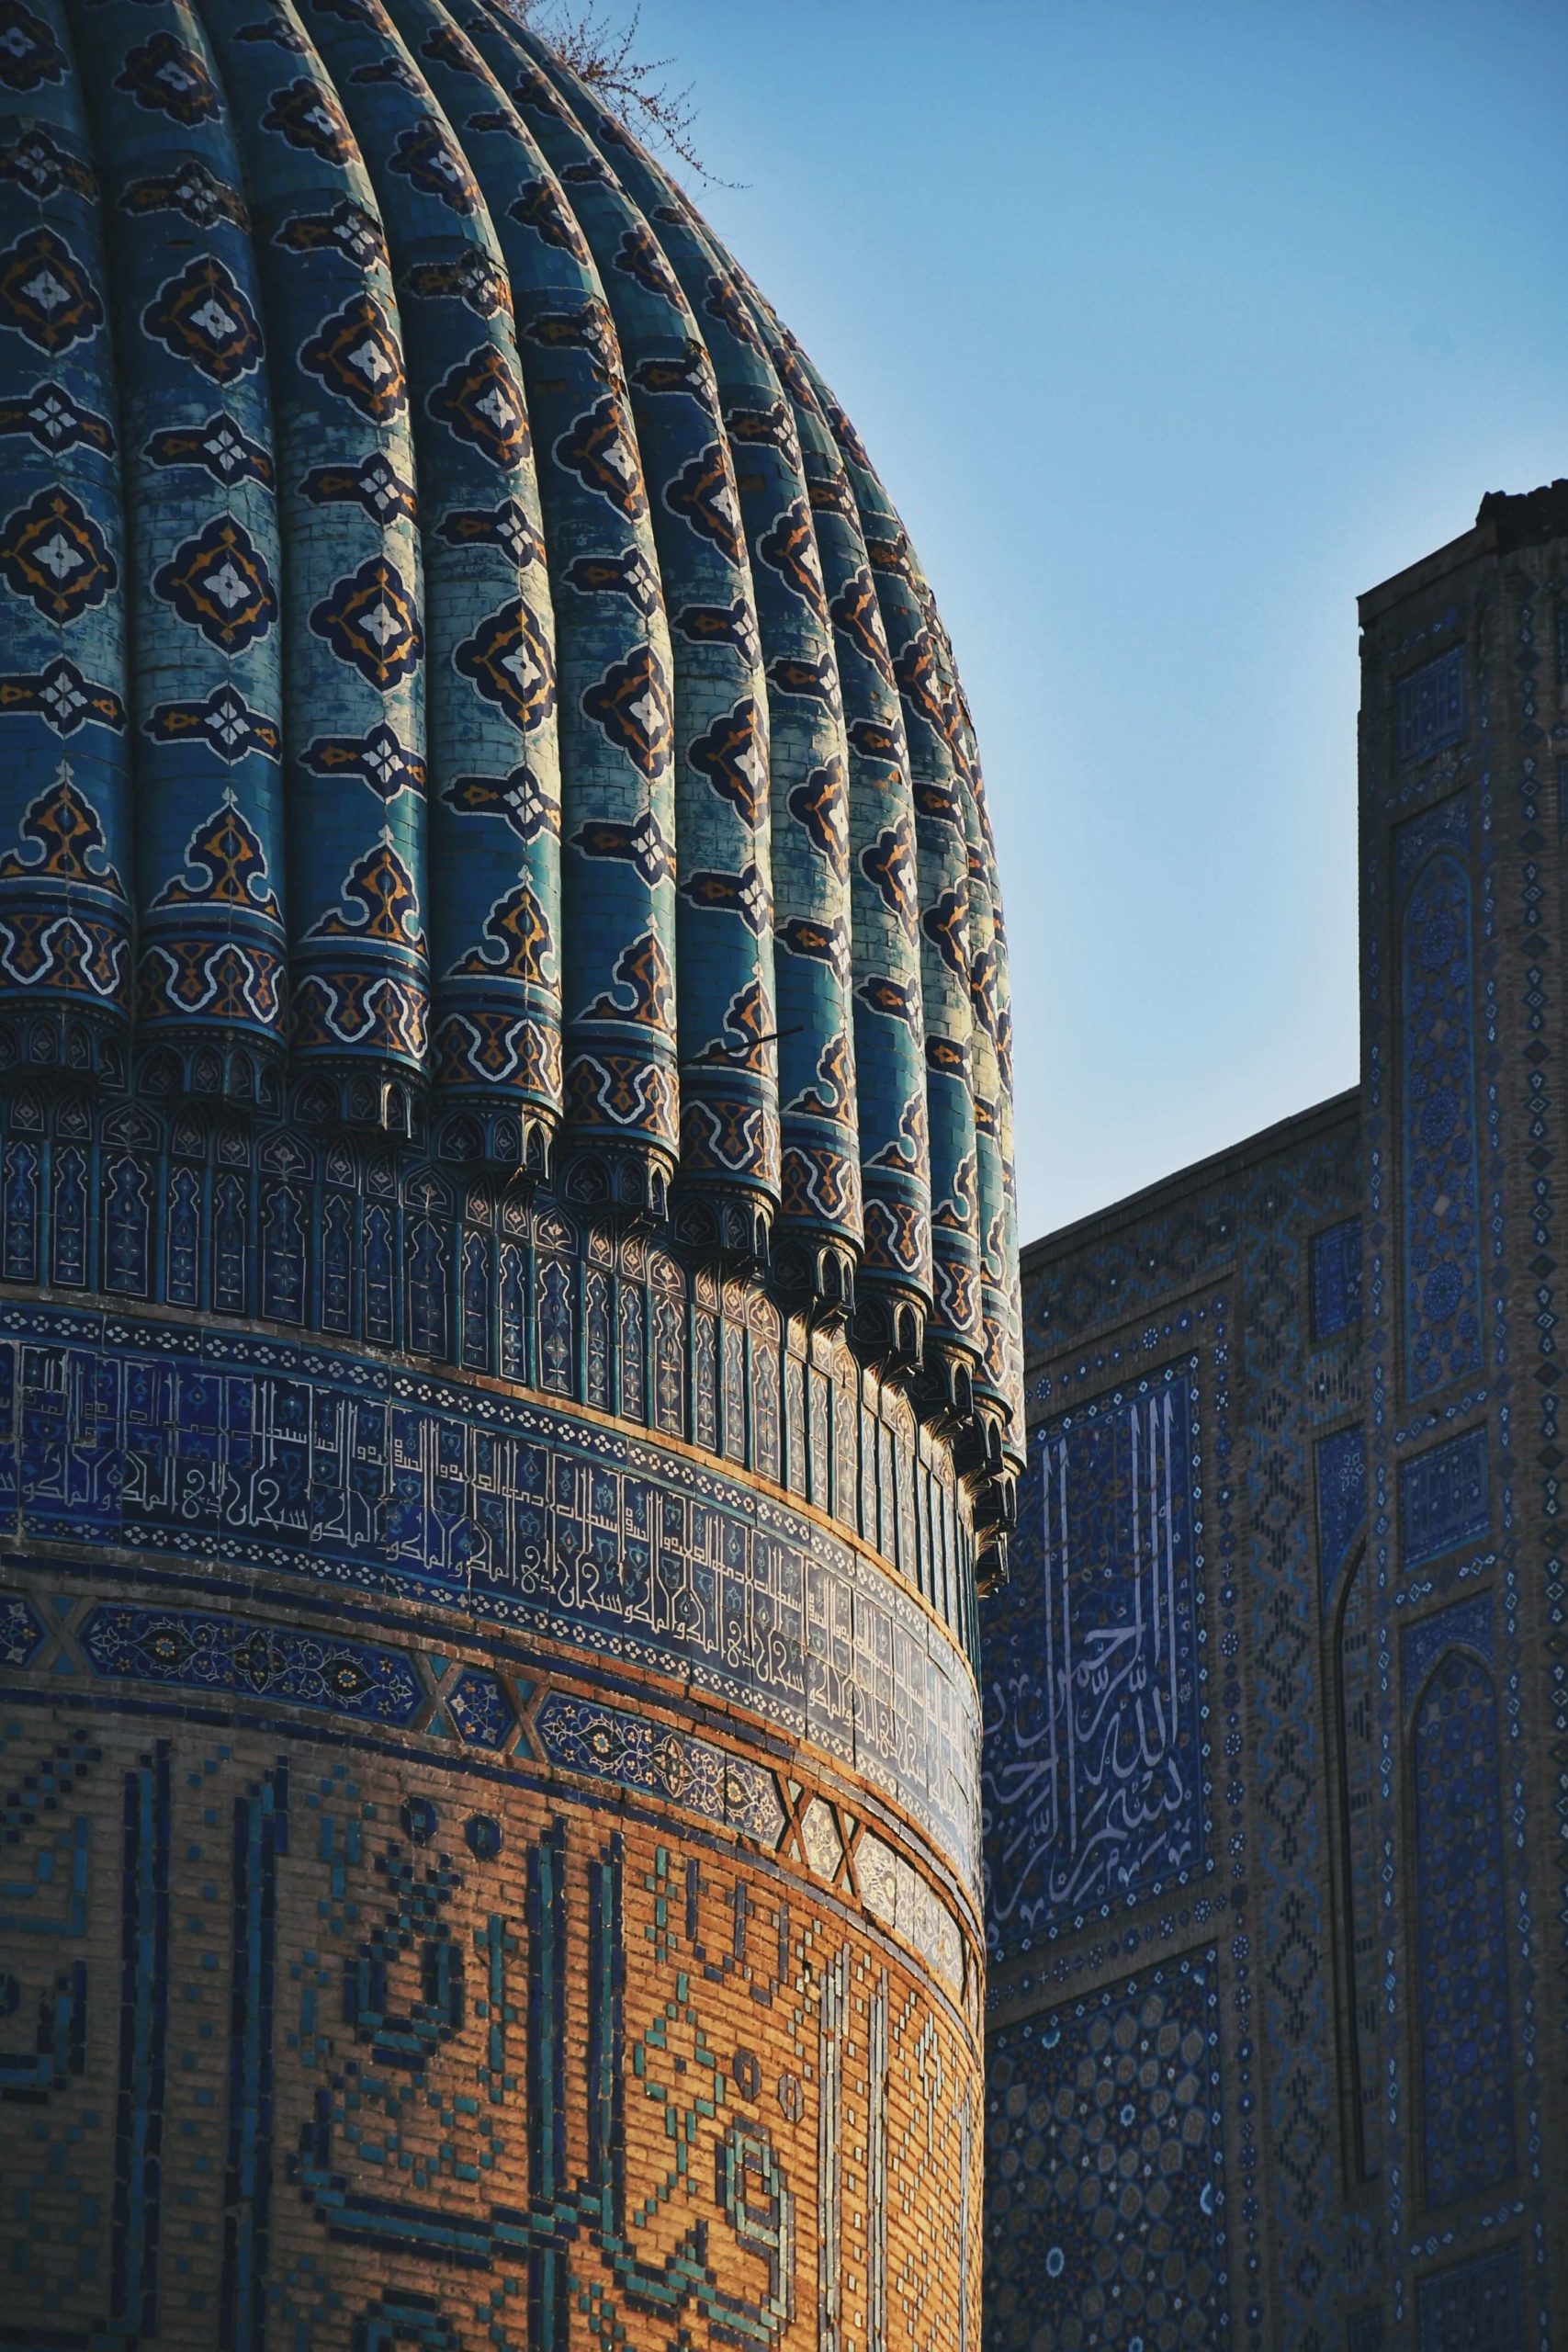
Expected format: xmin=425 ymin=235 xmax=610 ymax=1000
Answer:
xmin=0 ymin=0 xmax=1021 ymax=1463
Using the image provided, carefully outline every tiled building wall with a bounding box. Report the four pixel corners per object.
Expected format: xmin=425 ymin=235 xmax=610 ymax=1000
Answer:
xmin=982 ymin=1095 xmax=1366 ymax=2352
xmin=983 ymin=490 xmax=1568 ymax=2352
xmin=1350 ymin=494 xmax=1567 ymax=2350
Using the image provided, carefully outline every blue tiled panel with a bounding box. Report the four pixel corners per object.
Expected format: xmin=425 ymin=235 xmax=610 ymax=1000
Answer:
xmin=1402 ymin=1589 xmax=1493 ymax=1696
xmin=1395 ymin=646 xmax=1466 ymax=764
xmin=1398 ymin=803 xmax=1483 ymax=1400
xmin=1310 ymin=1216 xmax=1361 ymax=1338
xmin=444 ymin=1664 xmax=515 ymax=1749
xmin=1399 ymin=1425 xmax=1489 ymax=1567
xmin=1416 ymin=2245 xmax=1524 ymax=2352
xmin=1412 ymin=1647 xmax=1515 ymax=2208
xmin=1315 ymin=1424 xmax=1366 ymax=1597
xmin=985 ymin=1951 xmax=1229 ymax=2352
xmin=982 ymin=1365 xmax=1205 ymax=1950
xmin=0 ymin=1589 xmax=43 ymax=1665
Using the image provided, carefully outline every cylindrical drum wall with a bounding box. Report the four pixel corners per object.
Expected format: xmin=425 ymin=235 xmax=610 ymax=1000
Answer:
xmin=0 ymin=1294 xmax=984 ymax=2352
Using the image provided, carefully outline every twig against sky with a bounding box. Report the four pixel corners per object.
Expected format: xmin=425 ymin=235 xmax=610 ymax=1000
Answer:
xmin=509 ymin=1 xmax=719 ymax=179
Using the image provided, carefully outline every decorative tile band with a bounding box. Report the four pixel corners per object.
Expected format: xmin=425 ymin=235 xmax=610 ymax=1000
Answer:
xmin=858 ymin=1826 xmax=964 ymax=1994
xmin=0 ymin=1097 xmax=977 ymax=1660
xmin=532 ymin=1689 xmax=784 ymax=1845
xmin=0 ymin=1298 xmax=981 ymax=1893
xmin=77 ymin=1600 xmax=423 ymax=1724
xmin=4 ymin=1556 xmax=975 ymax=2016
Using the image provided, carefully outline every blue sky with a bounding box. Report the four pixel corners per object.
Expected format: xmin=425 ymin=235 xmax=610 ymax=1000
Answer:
xmin=617 ymin=0 xmax=1568 ymax=1238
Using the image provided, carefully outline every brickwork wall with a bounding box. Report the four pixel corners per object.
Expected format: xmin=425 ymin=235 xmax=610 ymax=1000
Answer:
xmin=0 ymin=1295 xmax=987 ymax=2350
xmin=0 ymin=1673 xmax=981 ymax=2352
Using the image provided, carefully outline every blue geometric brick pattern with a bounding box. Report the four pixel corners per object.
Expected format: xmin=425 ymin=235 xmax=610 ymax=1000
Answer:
xmin=0 ymin=1696 xmax=983 ymax=2352
xmin=1399 ymin=1423 xmax=1490 ymax=1568
xmin=985 ymin=1951 xmax=1229 ymax=2352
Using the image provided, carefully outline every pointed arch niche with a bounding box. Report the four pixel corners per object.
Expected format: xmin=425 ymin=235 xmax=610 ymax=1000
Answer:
xmin=1403 ymin=1596 xmax=1516 ymax=2211
xmin=1316 ymin=1424 xmax=1379 ymax=2185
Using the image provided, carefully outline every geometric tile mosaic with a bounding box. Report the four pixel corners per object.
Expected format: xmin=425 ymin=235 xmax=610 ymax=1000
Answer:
xmin=985 ymin=1951 xmax=1228 ymax=2352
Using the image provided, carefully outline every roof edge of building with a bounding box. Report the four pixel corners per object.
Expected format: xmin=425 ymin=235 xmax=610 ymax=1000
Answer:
xmin=1021 ymin=1084 xmax=1361 ymax=1269
xmin=1359 ymin=481 xmax=1568 ymax=622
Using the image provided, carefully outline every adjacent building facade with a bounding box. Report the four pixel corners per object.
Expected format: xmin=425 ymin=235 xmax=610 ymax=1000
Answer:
xmin=982 ymin=487 xmax=1568 ymax=2351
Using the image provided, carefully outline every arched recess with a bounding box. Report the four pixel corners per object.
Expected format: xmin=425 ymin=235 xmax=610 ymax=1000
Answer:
xmin=1407 ymin=1642 xmax=1516 ymax=2211
xmin=1328 ymin=1541 xmax=1380 ymax=2183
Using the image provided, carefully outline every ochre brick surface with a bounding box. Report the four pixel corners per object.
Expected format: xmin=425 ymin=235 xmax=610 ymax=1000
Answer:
xmin=0 ymin=1639 xmax=983 ymax=2351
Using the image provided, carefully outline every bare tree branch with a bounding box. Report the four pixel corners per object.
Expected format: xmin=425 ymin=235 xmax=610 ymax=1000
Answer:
xmin=505 ymin=1 xmax=723 ymax=182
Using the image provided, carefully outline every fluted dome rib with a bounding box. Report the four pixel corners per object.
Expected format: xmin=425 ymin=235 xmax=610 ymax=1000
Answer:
xmin=0 ymin=0 xmax=1023 ymax=1468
